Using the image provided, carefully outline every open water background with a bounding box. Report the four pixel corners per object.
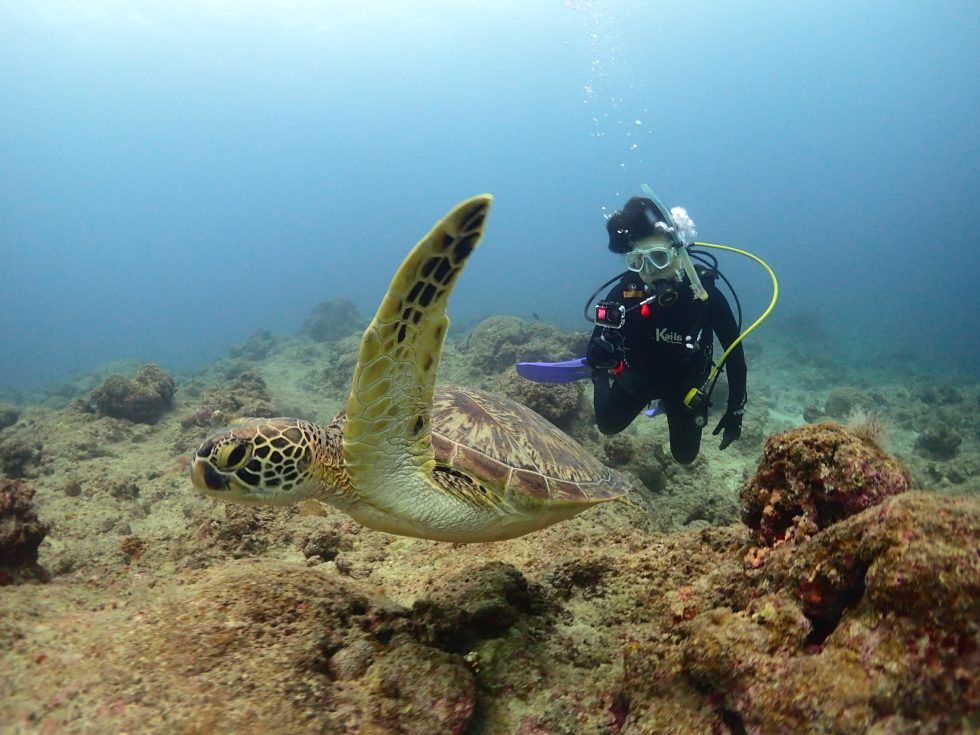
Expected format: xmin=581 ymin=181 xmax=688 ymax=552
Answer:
xmin=1 ymin=0 xmax=978 ymax=391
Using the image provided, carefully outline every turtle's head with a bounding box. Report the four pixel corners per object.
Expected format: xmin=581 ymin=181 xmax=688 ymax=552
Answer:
xmin=190 ymin=418 xmax=339 ymax=506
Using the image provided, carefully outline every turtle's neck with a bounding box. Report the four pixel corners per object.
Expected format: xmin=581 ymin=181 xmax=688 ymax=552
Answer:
xmin=306 ymin=417 xmax=356 ymax=502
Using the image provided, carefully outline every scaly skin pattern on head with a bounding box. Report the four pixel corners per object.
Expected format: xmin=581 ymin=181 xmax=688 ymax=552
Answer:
xmin=191 ymin=417 xmax=351 ymax=506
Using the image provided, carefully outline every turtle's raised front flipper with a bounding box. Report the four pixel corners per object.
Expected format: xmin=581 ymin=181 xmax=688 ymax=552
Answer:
xmin=343 ymin=195 xmax=492 ymax=514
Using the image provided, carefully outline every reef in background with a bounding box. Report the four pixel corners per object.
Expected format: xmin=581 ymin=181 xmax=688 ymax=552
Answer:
xmin=0 ymin=313 xmax=977 ymax=734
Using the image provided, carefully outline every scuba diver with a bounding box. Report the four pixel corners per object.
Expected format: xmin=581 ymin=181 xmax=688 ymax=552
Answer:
xmin=516 ymin=185 xmax=777 ymax=466
xmin=585 ymin=193 xmax=746 ymax=464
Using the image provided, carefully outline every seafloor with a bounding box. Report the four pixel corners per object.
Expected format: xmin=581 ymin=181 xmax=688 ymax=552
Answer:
xmin=1 ymin=301 xmax=977 ymax=734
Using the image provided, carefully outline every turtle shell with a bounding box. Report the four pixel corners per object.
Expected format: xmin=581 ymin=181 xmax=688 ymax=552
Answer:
xmin=430 ymin=385 xmax=631 ymax=504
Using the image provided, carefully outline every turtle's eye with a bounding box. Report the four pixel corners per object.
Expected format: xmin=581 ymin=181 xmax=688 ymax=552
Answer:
xmin=215 ymin=442 xmax=251 ymax=471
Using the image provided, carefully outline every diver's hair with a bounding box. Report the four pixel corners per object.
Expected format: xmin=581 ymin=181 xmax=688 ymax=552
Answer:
xmin=606 ymin=197 xmax=668 ymax=253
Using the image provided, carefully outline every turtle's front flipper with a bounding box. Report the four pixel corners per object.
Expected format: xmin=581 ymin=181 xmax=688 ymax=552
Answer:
xmin=343 ymin=195 xmax=492 ymax=511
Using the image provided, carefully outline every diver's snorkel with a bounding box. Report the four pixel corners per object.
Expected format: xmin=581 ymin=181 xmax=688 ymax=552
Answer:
xmin=640 ymin=184 xmax=708 ymax=301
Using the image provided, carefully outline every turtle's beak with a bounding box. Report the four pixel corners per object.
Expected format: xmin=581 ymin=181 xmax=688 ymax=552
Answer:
xmin=190 ymin=456 xmax=229 ymax=493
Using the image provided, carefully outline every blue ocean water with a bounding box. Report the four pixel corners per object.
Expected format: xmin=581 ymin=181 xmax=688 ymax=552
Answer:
xmin=1 ymin=0 xmax=978 ymax=392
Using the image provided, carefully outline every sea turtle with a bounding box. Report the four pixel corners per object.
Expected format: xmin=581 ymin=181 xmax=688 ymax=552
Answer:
xmin=190 ymin=195 xmax=631 ymax=542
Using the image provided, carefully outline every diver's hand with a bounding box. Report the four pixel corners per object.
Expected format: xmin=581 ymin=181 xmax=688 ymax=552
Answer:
xmin=712 ymin=406 xmax=744 ymax=450
xmin=585 ymin=331 xmax=625 ymax=370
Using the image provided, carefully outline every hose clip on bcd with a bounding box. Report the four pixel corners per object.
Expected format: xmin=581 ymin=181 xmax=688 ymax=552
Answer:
xmin=684 ymin=385 xmax=708 ymax=412
xmin=683 ymin=386 xmax=710 ymax=427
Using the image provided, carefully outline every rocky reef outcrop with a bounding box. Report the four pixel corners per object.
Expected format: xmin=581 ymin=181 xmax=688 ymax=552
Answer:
xmin=0 ymin=404 xmax=20 ymax=431
xmin=915 ymin=421 xmax=963 ymax=460
xmin=301 ymin=297 xmax=366 ymax=342
xmin=180 ymin=370 xmax=278 ymax=429
xmin=0 ymin=479 xmax=49 ymax=585
xmin=624 ymin=491 xmax=978 ymax=734
xmin=456 ymin=316 xmax=586 ymax=377
xmin=487 ymin=368 xmax=588 ymax=435
xmin=90 ymin=363 xmax=176 ymax=424
xmin=620 ymin=424 xmax=977 ymax=735
xmin=740 ymin=422 xmax=911 ymax=546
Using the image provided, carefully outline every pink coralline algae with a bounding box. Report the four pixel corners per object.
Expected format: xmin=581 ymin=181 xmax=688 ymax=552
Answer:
xmin=740 ymin=422 xmax=911 ymax=547
xmin=620 ymin=420 xmax=977 ymax=735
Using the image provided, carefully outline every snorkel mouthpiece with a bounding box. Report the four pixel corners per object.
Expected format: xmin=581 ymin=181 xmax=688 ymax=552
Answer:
xmin=640 ymin=183 xmax=708 ymax=301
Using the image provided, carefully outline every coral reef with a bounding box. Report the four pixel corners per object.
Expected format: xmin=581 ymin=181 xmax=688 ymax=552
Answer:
xmin=0 ymin=404 xmax=20 ymax=431
xmin=1 ymin=415 xmax=977 ymax=734
xmin=301 ymin=297 xmax=366 ymax=342
xmin=456 ymin=316 xmax=585 ymax=377
xmin=0 ymin=559 xmax=483 ymax=734
xmin=227 ymin=329 xmax=278 ymax=360
xmin=90 ymin=363 xmax=176 ymax=424
xmin=823 ymin=385 xmax=879 ymax=418
xmin=298 ymin=333 xmax=362 ymax=397
xmin=487 ymin=368 xmax=587 ymax=433
xmin=364 ymin=639 xmax=475 ymax=734
xmin=1 ymin=313 xmax=978 ymax=734
xmin=0 ymin=479 xmax=49 ymax=584
xmin=740 ymin=422 xmax=911 ymax=546
xmin=180 ymin=370 xmax=278 ymax=429
xmin=411 ymin=562 xmax=541 ymax=652
xmin=915 ymin=421 xmax=963 ymax=460
xmin=623 ymin=492 xmax=979 ymax=735
xmin=0 ymin=433 xmax=43 ymax=478
xmin=914 ymin=383 xmax=963 ymax=406
xmin=599 ymin=433 xmax=671 ymax=497
xmin=734 ymin=404 xmax=768 ymax=451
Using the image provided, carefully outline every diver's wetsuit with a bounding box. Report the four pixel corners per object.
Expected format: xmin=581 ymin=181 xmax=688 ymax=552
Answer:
xmin=589 ymin=267 xmax=746 ymax=464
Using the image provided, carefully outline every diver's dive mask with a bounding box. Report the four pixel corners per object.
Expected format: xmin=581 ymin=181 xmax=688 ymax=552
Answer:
xmin=625 ymin=243 xmax=675 ymax=273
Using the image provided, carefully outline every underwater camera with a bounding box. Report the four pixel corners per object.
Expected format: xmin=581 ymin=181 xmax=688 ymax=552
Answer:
xmin=594 ymin=300 xmax=626 ymax=329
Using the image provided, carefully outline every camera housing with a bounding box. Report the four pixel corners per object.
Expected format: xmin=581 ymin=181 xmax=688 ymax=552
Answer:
xmin=594 ymin=300 xmax=625 ymax=329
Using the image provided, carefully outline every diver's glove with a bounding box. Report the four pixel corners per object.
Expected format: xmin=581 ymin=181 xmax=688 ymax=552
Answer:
xmin=585 ymin=330 xmax=626 ymax=370
xmin=712 ymin=406 xmax=744 ymax=450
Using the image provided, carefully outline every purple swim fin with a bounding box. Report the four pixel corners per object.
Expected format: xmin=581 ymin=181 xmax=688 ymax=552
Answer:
xmin=516 ymin=357 xmax=592 ymax=383
xmin=644 ymin=400 xmax=664 ymax=418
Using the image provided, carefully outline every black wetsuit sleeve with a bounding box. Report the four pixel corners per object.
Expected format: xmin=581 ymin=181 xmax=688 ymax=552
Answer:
xmin=709 ymin=287 xmax=747 ymax=408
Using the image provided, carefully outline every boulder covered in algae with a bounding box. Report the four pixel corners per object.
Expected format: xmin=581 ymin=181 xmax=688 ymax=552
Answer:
xmin=455 ymin=315 xmax=585 ymax=377
xmin=90 ymin=363 xmax=176 ymax=424
xmin=624 ymin=492 xmax=978 ymax=734
xmin=620 ymin=422 xmax=977 ymax=735
xmin=740 ymin=422 xmax=911 ymax=546
xmin=0 ymin=479 xmax=49 ymax=585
